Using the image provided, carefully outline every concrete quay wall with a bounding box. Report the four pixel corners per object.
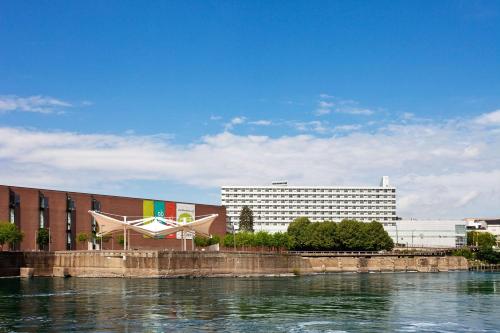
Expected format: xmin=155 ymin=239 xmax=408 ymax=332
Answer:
xmin=307 ymin=255 xmax=468 ymax=273
xmin=14 ymin=251 xmax=469 ymax=278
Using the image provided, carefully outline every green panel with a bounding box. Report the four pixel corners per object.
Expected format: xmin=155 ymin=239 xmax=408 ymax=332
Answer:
xmin=154 ymin=201 xmax=165 ymax=218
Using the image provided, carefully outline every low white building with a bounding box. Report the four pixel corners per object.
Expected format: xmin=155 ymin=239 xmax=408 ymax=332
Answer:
xmin=382 ymin=220 xmax=467 ymax=248
xmin=465 ymin=218 xmax=500 ymax=237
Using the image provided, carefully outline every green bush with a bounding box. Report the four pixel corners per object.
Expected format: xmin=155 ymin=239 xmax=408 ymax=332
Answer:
xmin=452 ymin=247 xmax=474 ymax=260
xmin=36 ymin=228 xmax=50 ymax=250
xmin=194 ymin=234 xmax=221 ymax=247
xmin=287 ymin=217 xmax=312 ymax=250
xmin=476 ymin=247 xmax=500 ymax=264
xmin=117 ymin=234 xmax=125 ymax=246
xmin=222 ymin=230 xmax=291 ymax=250
xmin=77 ymin=232 xmax=89 ymax=243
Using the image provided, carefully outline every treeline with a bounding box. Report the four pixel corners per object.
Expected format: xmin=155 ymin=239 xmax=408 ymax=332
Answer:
xmin=287 ymin=217 xmax=394 ymax=251
xmin=453 ymin=231 xmax=500 ymax=264
xmin=195 ymin=217 xmax=394 ymax=252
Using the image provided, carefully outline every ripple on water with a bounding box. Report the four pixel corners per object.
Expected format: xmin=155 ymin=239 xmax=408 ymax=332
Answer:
xmin=0 ymin=272 xmax=499 ymax=332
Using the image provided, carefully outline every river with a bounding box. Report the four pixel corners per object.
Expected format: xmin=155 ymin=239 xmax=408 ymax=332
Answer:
xmin=0 ymin=272 xmax=499 ymax=332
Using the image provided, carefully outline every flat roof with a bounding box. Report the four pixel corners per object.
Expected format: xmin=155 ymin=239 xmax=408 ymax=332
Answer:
xmin=1 ymin=184 xmax=222 ymax=207
xmin=221 ymin=185 xmax=395 ymax=189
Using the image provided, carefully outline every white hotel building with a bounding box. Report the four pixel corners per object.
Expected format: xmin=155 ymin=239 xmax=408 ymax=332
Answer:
xmin=221 ymin=177 xmax=397 ymax=233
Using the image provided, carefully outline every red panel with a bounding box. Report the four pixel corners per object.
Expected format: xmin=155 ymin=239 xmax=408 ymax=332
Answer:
xmin=165 ymin=201 xmax=176 ymax=239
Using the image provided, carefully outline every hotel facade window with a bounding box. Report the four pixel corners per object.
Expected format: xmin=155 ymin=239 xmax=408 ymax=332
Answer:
xmin=221 ymin=177 xmax=397 ymax=233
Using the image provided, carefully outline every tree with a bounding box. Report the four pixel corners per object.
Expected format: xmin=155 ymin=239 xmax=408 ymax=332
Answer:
xmin=0 ymin=222 xmax=23 ymax=251
xmin=239 ymin=206 xmax=254 ymax=232
xmin=36 ymin=228 xmax=50 ymax=250
xmin=468 ymin=231 xmax=496 ymax=248
xmin=336 ymin=219 xmax=364 ymax=250
xmin=363 ymin=221 xmax=394 ymax=251
xmin=287 ymin=217 xmax=312 ymax=250
xmin=287 ymin=218 xmax=393 ymax=252
xmin=309 ymin=221 xmax=338 ymax=250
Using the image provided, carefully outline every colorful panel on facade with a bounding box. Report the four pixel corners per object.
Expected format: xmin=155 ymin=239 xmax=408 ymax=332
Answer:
xmin=143 ymin=200 xmax=154 ymax=218
xmin=176 ymin=203 xmax=195 ymax=239
xmin=165 ymin=201 xmax=176 ymax=239
xmin=154 ymin=201 xmax=165 ymax=218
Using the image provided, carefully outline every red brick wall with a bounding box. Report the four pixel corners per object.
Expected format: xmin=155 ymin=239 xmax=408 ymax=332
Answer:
xmin=0 ymin=187 xmax=8 ymax=222
xmin=0 ymin=185 xmax=226 ymax=251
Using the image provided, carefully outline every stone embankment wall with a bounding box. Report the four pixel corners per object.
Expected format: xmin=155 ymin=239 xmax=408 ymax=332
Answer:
xmin=0 ymin=252 xmax=23 ymax=276
xmin=11 ymin=251 xmax=469 ymax=278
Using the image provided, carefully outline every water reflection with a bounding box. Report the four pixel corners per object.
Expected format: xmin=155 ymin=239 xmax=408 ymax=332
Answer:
xmin=0 ymin=272 xmax=499 ymax=332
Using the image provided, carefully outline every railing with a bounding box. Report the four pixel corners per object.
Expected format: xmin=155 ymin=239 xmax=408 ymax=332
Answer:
xmin=286 ymin=250 xmax=453 ymax=257
xmin=469 ymin=263 xmax=500 ymax=272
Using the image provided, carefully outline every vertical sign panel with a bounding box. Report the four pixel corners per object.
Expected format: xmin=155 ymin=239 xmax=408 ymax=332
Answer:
xmin=176 ymin=203 xmax=195 ymax=239
xmin=165 ymin=201 xmax=176 ymax=239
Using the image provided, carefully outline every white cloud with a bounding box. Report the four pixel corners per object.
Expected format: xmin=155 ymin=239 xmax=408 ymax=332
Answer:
xmin=210 ymin=115 xmax=222 ymax=121
xmin=315 ymin=95 xmax=374 ymax=116
xmin=293 ymin=121 xmax=329 ymax=134
xmin=401 ymin=112 xmax=415 ymax=120
xmin=474 ymin=109 xmax=500 ymax=125
xmin=340 ymin=107 xmax=374 ymax=115
xmin=0 ymin=95 xmax=72 ymax=114
xmin=249 ymin=120 xmax=272 ymax=126
xmin=333 ymin=124 xmax=362 ymax=132
xmin=0 ymin=114 xmax=499 ymax=219
xmin=318 ymin=101 xmax=334 ymax=108
xmin=224 ymin=116 xmax=246 ymax=130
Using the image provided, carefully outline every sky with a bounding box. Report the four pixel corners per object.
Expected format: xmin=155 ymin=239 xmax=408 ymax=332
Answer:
xmin=0 ymin=0 xmax=500 ymax=219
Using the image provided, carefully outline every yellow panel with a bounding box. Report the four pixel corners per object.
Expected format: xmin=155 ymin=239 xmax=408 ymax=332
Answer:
xmin=143 ymin=200 xmax=154 ymax=218
xmin=143 ymin=200 xmax=155 ymax=238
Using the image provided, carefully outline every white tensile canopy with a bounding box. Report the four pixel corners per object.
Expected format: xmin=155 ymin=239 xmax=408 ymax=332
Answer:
xmin=88 ymin=210 xmax=218 ymax=250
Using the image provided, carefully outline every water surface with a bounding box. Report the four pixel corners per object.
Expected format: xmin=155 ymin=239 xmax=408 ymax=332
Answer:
xmin=0 ymin=272 xmax=499 ymax=332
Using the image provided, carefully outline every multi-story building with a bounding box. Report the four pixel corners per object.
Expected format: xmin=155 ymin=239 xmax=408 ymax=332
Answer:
xmin=221 ymin=177 xmax=397 ymax=233
xmin=0 ymin=184 xmax=226 ymax=251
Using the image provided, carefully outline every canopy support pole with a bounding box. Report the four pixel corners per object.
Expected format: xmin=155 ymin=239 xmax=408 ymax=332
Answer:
xmin=123 ymin=216 xmax=127 ymax=251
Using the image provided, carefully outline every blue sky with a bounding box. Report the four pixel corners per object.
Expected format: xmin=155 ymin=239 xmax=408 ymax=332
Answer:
xmin=1 ymin=1 xmax=500 ymax=218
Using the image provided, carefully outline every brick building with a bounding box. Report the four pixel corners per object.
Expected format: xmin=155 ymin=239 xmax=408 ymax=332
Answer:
xmin=0 ymin=185 xmax=226 ymax=251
